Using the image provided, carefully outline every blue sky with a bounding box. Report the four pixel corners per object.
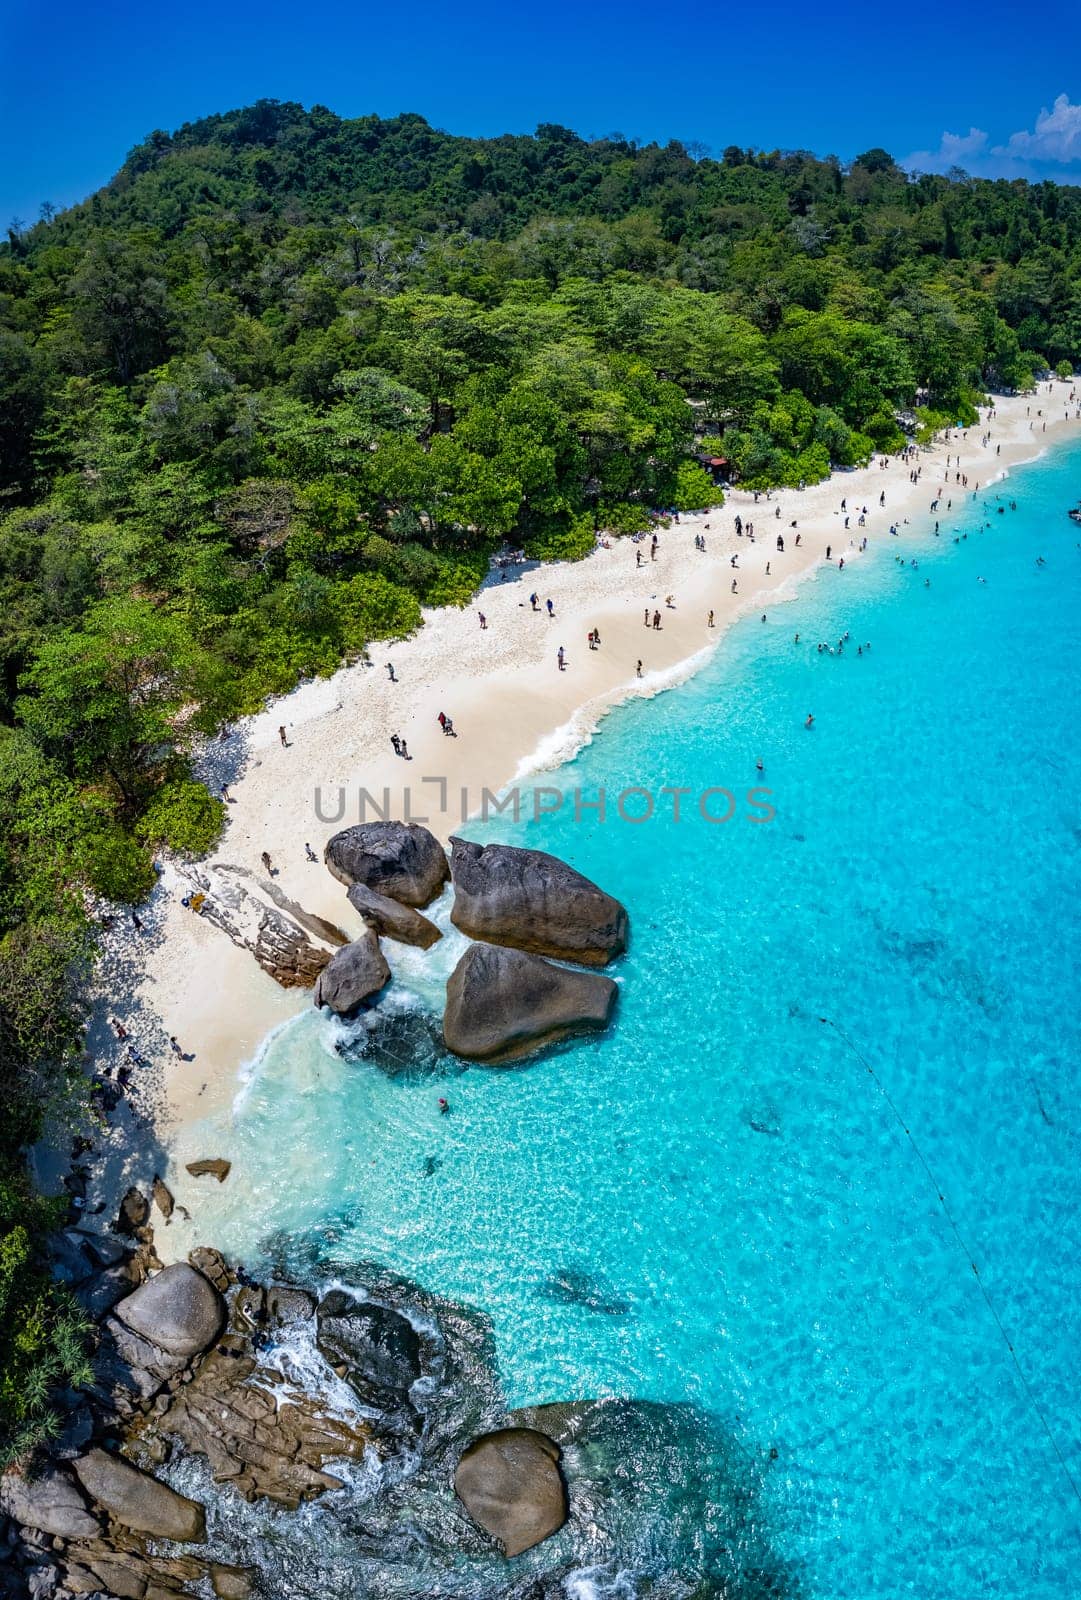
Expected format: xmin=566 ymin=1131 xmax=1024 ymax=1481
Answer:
xmin=2 ymin=0 xmax=1080 ymax=229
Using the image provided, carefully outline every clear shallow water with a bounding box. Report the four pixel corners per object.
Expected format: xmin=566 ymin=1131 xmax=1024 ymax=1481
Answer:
xmin=185 ymin=441 xmax=1081 ymax=1595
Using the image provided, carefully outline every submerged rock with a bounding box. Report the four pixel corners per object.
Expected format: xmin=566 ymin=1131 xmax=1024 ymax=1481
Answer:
xmin=346 ymin=881 xmax=442 ymax=948
xmin=72 ymin=1447 xmax=206 ymax=1542
xmin=316 ymin=1291 xmax=422 ymax=1413
xmin=443 ymin=942 xmax=617 ymax=1063
xmin=113 ymin=1262 xmax=224 ymax=1359
xmin=312 ymin=925 xmax=391 ymax=1014
xmin=454 ymin=1427 xmax=568 ymax=1556
xmin=185 ymin=1158 xmax=231 ymax=1183
xmin=324 ymin=821 xmax=449 ymax=907
xmin=0 ymin=1465 xmax=101 ymax=1540
xmin=448 ymin=837 xmax=628 ymax=965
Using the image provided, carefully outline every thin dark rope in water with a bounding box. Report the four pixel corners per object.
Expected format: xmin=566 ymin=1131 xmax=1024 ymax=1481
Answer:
xmin=818 ymin=1014 xmax=1081 ymax=1516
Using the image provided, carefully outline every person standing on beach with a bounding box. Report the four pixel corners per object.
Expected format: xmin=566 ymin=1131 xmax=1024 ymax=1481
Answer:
xmin=652 ymin=610 xmax=661 ymax=629
xmin=391 ymin=733 xmax=401 ymax=756
xmin=278 ymin=725 xmax=287 ymax=747
xmin=557 ymin=646 xmax=566 ymax=670
xmin=636 ymin=660 xmax=643 ymax=677
xmin=546 ymin=599 xmax=554 ymax=617
xmin=529 ymin=592 xmax=538 ymax=611
xmin=261 ymin=851 xmax=273 ymax=874
xmin=400 ymin=738 xmax=410 ymax=759
xmin=437 ymin=712 xmax=446 ymax=732
xmin=708 ymin=610 xmax=714 ymax=627
xmin=478 ymin=611 xmax=487 ymax=629
xmin=386 ymin=662 xmax=396 ymax=681
xmin=305 ymin=843 xmax=318 ymax=862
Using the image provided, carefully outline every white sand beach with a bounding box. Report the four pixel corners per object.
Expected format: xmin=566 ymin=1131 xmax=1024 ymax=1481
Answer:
xmin=63 ymin=385 xmax=1080 ymax=1212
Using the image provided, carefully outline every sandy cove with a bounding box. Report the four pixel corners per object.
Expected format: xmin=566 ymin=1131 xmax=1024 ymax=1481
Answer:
xmin=63 ymin=385 xmax=1079 ymax=1208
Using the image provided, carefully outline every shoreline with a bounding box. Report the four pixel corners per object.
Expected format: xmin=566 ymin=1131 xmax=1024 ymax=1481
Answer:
xmin=54 ymin=386 xmax=1081 ymax=1216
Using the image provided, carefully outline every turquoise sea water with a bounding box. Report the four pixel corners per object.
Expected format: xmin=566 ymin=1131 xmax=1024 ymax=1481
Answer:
xmin=186 ymin=440 xmax=1081 ymax=1595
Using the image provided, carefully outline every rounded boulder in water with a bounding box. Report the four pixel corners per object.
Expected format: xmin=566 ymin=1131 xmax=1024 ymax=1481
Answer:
xmin=454 ymin=1427 xmax=568 ymax=1556
xmin=448 ymin=836 xmax=628 ymax=965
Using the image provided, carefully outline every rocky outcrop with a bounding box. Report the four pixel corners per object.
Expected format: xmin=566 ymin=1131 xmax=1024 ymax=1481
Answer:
xmin=113 ymin=1263 xmax=224 ymax=1359
xmin=325 ymin=821 xmax=449 ymax=907
xmin=181 ymin=863 xmax=346 ymax=988
xmin=151 ymin=1177 xmax=174 ymax=1220
xmin=72 ymin=1447 xmax=206 ymax=1542
xmin=448 ymin=837 xmax=628 ymax=965
xmin=0 ymin=1464 xmax=102 ymax=1539
xmin=115 ymin=1186 xmax=151 ymax=1238
xmin=443 ymin=942 xmax=617 ymax=1063
xmin=316 ymin=1291 xmax=422 ymax=1415
xmin=347 ymin=881 xmax=442 ymax=948
xmin=454 ymin=1428 xmax=568 ymax=1556
xmin=185 ymin=1158 xmax=231 ymax=1183
xmin=148 ymin=1340 xmax=369 ymax=1508
xmin=59 ymin=1545 xmax=237 ymax=1599
xmin=312 ymin=924 xmax=391 ymax=1014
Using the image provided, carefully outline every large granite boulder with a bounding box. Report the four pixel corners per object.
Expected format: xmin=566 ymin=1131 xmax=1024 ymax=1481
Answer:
xmin=347 ymin=881 xmax=441 ymax=949
xmin=113 ymin=1262 xmax=224 ymax=1359
xmin=312 ymin=925 xmax=390 ymax=1014
xmin=0 ymin=1464 xmax=102 ymax=1539
xmin=454 ymin=1428 xmax=567 ymax=1556
xmin=443 ymin=943 xmax=617 ymax=1063
xmin=324 ymin=822 xmax=449 ymax=907
xmin=448 ymin=837 xmax=628 ymax=966
xmin=316 ymin=1291 xmax=422 ymax=1412
xmin=72 ymin=1448 xmax=206 ymax=1542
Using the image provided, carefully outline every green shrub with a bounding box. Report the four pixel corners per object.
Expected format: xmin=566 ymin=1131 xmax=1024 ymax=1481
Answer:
xmin=421 ymin=550 xmax=489 ymax=608
xmin=0 ymin=1175 xmax=94 ymax=1468
xmin=863 ymin=409 xmax=907 ymax=452
xmin=136 ymin=778 xmax=225 ymax=857
xmin=597 ymin=502 xmax=654 ymax=536
xmin=523 ymin=513 xmax=597 ymax=562
xmin=673 ymin=460 xmax=721 ymax=512
xmin=332 ymin=573 xmax=422 ymax=652
xmin=83 ymin=826 xmax=158 ymax=901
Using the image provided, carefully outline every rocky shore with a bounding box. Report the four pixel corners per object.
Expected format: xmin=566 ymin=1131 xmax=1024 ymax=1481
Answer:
xmin=0 ymin=1188 xmax=579 ymax=1599
xmin=3 ymin=1196 xmax=796 ymax=1599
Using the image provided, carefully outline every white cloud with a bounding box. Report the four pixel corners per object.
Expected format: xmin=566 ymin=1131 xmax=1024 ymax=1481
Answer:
xmin=1002 ymin=94 xmax=1081 ymax=164
xmin=904 ymin=94 xmax=1081 ymax=179
xmin=905 ymin=127 xmax=991 ymax=174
